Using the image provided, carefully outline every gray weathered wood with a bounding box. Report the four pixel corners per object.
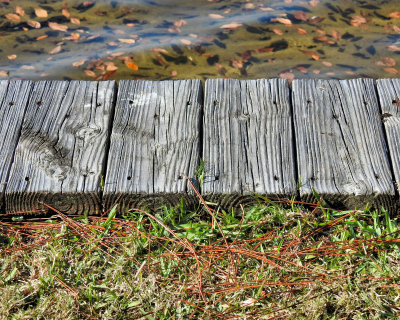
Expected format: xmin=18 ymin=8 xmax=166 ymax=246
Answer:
xmin=5 ymin=80 xmax=116 ymax=215
xmin=0 ymin=81 xmax=32 ymax=212
xmin=202 ymin=78 xmax=296 ymax=208
xmin=292 ymin=78 xmax=395 ymax=210
xmin=103 ymin=80 xmax=202 ymax=212
xmin=376 ymin=78 xmax=400 ymax=195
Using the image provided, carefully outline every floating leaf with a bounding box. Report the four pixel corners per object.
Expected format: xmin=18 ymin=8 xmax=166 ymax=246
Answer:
xmin=314 ymin=36 xmax=335 ymax=44
xmin=73 ymin=59 xmax=85 ymax=67
xmin=231 ymin=59 xmax=243 ymax=69
xmin=36 ymin=35 xmax=48 ymax=40
xmin=294 ymin=11 xmax=309 ymax=21
xmin=62 ymin=8 xmax=70 ymax=18
xmin=331 ymin=29 xmax=341 ymax=40
xmin=271 ymin=17 xmax=292 ymax=25
xmin=180 ymin=39 xmax=191 ymax=45
xmin=322 ymin=61 xmax=333 ymax=67
xmin=296 ymin=27 xmax=307 ymax=35
xmin=0 ymin=71 xmax=9 ymax=77
xmin=7 ymin=54 xmax=17 ymax=60
xmin=84 ymin=70 xmax=96 ymax=78
xmin=309 ymin=0 xmax=320 ymax=6
xmin=104 ymin=62 xmax=118 ymax=71
xmin=384 ymin=67 xmax=398 ymax=74
xmin=15 ymin=6 xmax=25 ymax=16
xmin=350 ymin=16 xmax=367 ymax=27
xmin=34 ymin=8 xmax=48 ymax=18
xmin=49 ymin=45 xmax=62 ymax=54
xmin=27 ymin=20 xmax=41 ymax=29
xmin=49 ymin=22 xmax=68 ymax=32
xmin=150 ymin=48 xmax=168 ymax=54
xmin=279 ymin=71 xmax=295 ymax=83
xmin=299 ymin=49 xmax=319 ymax=60
xmin=208 ymin=13 xmax=224 ymax=19
xmin=70 ymin=17 xmax=80 ymax=25
xmin=389 ymin=12 xmax=400 ymax=19
xmin=5 ymin=13 xmax=20 ymax=22
xmin=173 ymin=19 xmax=186 ymax=27
xmin=272 ymin=28 xmax=284 ymax=35
xmin=21 ymin=65 xmax=35 ymax=70
xmin=376 ymin=57 xmax=396 ymax=67
xmin=393 ymin=25 xmax=400 ymax=34
xmin=387 ymin=45 xmax=400 ymax=52
xmin=119 ymin=38 xmax=136 ymax=44
xmin=296 ymin=66 xmax=308 ymax=73
xmin=170 ymin=70 xmax=177 ymax=76
xmin=220 ymin=22 xmax=242 ymax=29
xmin=125 ymin=61 xmax=138 ymax=70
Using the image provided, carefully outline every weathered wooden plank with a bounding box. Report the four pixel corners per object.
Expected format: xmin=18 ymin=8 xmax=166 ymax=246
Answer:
xmin=292 ymin=78 xmax=395 ymax=210
xmin=202 ymin=78 xmax=296 ymax=208
xmin=376 ymin=78 xmax=400 ymax=196
xmin=5 ymin=80 xmax=116 ymax=215
xmin=0 ymin=81 xmax=32 ymax=212
xmin=103 ymin=80 xmax=202 ymax=212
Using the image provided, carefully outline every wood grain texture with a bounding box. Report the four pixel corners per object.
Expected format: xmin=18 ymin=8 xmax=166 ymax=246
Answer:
xmin=376 ymin=78 xmax=400 ymax=196
xmin=292 ymin=78 xmax=395 ymax=210
xmin=103 ymin=80 xmax=202 ymax=213
xmin=202 ymin=78 xmax=296 ymax=208
xmin=5 ymin=80 xmax=116 ymax=215
xmin=0 ymin=81 xmax=32 ymax=212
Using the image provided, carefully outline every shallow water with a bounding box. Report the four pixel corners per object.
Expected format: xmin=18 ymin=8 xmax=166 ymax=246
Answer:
xmin=0 ymin=0 xmax=399 ymax=81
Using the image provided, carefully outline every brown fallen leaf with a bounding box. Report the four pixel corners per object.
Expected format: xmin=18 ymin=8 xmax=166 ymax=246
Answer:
xmin=384 ymin=67 xmax=398 ymax=74
xmin=15 ymin=6 xmax=24 ymax=16
xmin=104 ymin=62 xmax=118 ymax=71
xmin=5 ymin=13 xmax=20 ymax=22
xmin=322 ymin=61 xmax=333 ymax=67
xmin=220 ymin=22 xmax=242 ymax=29
xmin=70 ymin=17 xmax=80 ymax=25
xmin=119 ymin=38 xmax=136 ymax=44
xmin=208 ymin=13 xmax=224 ymax=19
xmin=387 ymin=45 xmax=400 ymax=52
xmin=314 ymin=36 xmax=335 ymax=44
xmin=279 ymin=71 xmax=295 ymax=83
xmin=272 ymin=28 xmax=284 ymax=35
xmin=271 ymin=17 xmax=292 ymax=26
xmin=309 ymin=16 xmax=325 ymax=24
xmin=73 ymin=59 xmax=85 ymax=67
xmin=309 ymin=0 xmax=320 ymax=6
xmin=331 ymin=29 xmax=342 ymax=40
xmin=21 ymin=65 xmax=35 ymax=70
xmin=49 ymin=45 xmax=62 ymax=54
xmin=173 ymin=19 xmax=186 ymax=27
xmin=296 ymin=66 xmax=308 ymax=73
xmin=254 ymin=47 xmax=273 ymax=53
xmin=296 ymin=27 xmax=307 ymax=35
xmin=150 ymin=48 xmax=168 ymax=53
xmin=62 ymin=9 xmax=70 ymax=18
xmin=49 ymin=22 xmax=68 ymax=32
xmin=350 ymin=16 xmax=367 ymax=27
xmin=71 ymin=33 xmax=80 ymax=40
xmin=299 ymin=49 xmax=319 ymax=60
xmin=180 ymin=39 xmax=191 ymax=45
xmin=125 ymin=61 xmax=139 ymax=70
xmin=389 ymin=12 xmax=400 ymax=19
xmin=84 ymin=70 xmax=96 ymax=78
xmin=34 ymin=8 xmax=48 ymax=18
xmin=170 ymin=70 xmax=178 ymax=76
xmin=393 ymin=25 xmax=400 ymax=34
xmin=36 ymin=35 xmax=48 ymax=40
xmin=27 ymin=20 xmax=41 ymax=29
xmin=0 ymin=71 xmax=9 ymax=77
xmin=7 ymin=54 xmax=17 ymax=60
xmin=231 ymin=59 xmax=243 ymax=69
xmin=294 ymin=11 xmax=309 ymax=21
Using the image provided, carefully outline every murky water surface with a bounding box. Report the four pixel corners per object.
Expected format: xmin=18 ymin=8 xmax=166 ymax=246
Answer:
xmin=1 ymin=0 xmax=400 ymax=81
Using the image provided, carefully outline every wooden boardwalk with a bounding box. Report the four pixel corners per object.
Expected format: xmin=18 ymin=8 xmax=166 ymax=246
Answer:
xmin=0 ymin=78 xmax=399 ymax=216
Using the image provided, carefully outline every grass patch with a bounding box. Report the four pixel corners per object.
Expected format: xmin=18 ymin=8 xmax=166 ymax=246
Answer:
xmin=1 ymin=199 xmax=400 ymax=319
